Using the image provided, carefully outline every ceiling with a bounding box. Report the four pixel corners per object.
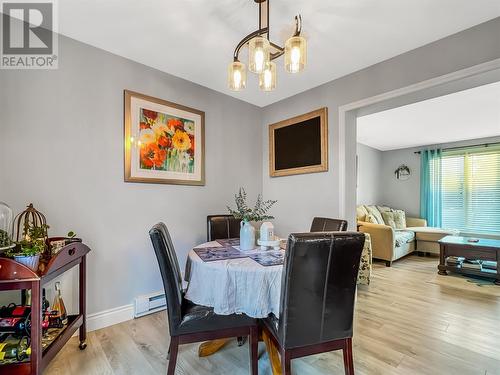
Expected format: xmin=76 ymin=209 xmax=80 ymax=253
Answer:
xmin=52 ymin=1 xmax=500 ymax=107
xmin=357 ymin=81 xmax=500 ymax=151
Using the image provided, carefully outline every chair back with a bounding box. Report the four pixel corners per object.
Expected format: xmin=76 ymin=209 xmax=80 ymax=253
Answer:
xmin=277 ymin=232 xmax=365 ymax=349
xmin=310 ymin=217 xmax=348 ymax=232
xmin=207 ymin=215 xmax=242 ymax=241
xmin=149 ymin=223 xmax=183 ymax=333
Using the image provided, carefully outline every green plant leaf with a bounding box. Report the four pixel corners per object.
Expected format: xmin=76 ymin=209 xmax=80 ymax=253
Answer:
xmin=227 ymin=188 xmax=277 ymax=222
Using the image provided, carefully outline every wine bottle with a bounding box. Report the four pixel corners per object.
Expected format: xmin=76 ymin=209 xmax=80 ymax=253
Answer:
xmin=0 ymin=317 xmax=28 ymax=336
xmin=42 ymin=289 xmax=50 ymax=312
xmin=0 ymin=337 xmax=31 ymax=361
xmin=52 ymin=282 xmax=67 ymax=325
xmin=25 ymin=290 xmax=32 ymax=306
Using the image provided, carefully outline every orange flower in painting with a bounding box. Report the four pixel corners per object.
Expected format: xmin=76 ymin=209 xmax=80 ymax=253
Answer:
xmin=172 ymin=130 xmax=191 ymax=151
xmin=188 ymin=135 xmax=195 ymax=156
xmin=140 ymin=143 xmax=166 ymax=168
xmin=142 ymin=109 xmax=158 ymax=121
xmin=140 ymin=121 xmax=150 ymax=130
xmin=167 ymin=118 xmax=184 ymax=131
xmin=158 ymin=136 xmax=171 ymax=148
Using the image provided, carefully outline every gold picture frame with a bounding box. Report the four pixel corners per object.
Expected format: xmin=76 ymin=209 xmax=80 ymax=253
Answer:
xmin=269 ymin=107 xmax=328 ymax=177
xmin=124 ymin=90 xmax=205 ymax=185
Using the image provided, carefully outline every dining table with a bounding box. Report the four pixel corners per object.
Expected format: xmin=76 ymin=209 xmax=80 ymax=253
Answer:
xmin=184 ymin=239 xmax=285 ymax=375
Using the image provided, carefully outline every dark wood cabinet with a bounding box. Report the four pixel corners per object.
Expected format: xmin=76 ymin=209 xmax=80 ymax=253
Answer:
xmin=0 ymin=241 xmax=90 ymax=374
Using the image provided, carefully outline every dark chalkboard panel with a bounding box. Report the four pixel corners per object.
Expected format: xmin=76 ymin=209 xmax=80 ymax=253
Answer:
xmin=269 ymin=108 xmax=328 ymax=177
xmin=274 ymin=116 xmax=321 ymax=170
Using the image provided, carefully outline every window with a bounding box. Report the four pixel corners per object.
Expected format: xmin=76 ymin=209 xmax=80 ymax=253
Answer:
xmin=441 ymin=146 xmax=500 ymax=235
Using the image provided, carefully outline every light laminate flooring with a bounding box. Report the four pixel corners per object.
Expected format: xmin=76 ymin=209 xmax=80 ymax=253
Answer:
xmin=45 ymin=255 xmax=500 ymax=375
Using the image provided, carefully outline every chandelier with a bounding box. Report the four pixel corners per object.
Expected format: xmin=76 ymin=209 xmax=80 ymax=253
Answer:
xmin=228 ymin=0 xmax=307 ymax=92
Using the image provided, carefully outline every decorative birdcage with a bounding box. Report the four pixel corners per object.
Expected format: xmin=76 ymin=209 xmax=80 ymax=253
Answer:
xmin=0 ymin=201 xmax=14 ymax=250
xmin=13 ymin=203 xmax=49 ymax=253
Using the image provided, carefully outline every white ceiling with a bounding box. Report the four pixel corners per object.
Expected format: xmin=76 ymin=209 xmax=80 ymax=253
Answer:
xmin=52 ymin=1 xmax=500 ymax=107
xmin=357 ymin=81 xmax=500 ymax=151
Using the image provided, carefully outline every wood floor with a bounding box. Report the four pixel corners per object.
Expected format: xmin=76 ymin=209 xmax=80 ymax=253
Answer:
xmin=45 ymin=255 xmax=500 ymax=375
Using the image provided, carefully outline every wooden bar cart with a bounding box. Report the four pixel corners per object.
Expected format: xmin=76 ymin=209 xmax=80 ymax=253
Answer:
xmin=0 ymin=241 xmax=90 ymax=375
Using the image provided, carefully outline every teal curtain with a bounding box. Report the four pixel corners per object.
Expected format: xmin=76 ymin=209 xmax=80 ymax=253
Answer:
xmin=420 ymin=149 xmax=442 ymax=227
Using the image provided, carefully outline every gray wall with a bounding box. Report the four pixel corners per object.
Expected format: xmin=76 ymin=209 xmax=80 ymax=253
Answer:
xmin=1 ymin=17 xmax=500 ymax=317
xmin=356 ymin=143 xmax=383 ymax=205
xmin=0 ymin=35 xmax=262 ymax=315
xmin=262 ymin=17 xmax=500 ymax=235
xmin=379 ymin=148 xmax=421 ymax=216
xmin=378 ymin=136 xmax=500 ymax=217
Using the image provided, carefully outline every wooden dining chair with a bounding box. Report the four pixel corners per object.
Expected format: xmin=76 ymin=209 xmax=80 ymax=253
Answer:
xmin=149 ymin=223 xmax=258 ymax=375
xmin=207 ymin=215 xmax=241 ymax=241
xmin=310 ymin=217 xmax=348 ymax=232
xmin=261 ymin=232 xmax=365 ymax=375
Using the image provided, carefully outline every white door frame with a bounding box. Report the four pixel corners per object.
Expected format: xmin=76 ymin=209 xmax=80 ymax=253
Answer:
xmin=337 ymin=58 xmax=500 ymax=226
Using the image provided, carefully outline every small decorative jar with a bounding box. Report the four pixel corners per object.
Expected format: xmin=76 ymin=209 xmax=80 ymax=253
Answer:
xmin=0 ymin=202 xmax=14 ymax=250
xmin=259 ymin=222 xmax=274 ymax=241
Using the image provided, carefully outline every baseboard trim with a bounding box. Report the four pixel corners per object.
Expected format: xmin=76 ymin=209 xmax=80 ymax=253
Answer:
xmin=86 ymin=304 xmax=134 ymax=332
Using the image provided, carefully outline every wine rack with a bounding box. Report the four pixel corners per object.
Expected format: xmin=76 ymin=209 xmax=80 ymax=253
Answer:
xmin=0 ymin=240 xmax=90 ymax=375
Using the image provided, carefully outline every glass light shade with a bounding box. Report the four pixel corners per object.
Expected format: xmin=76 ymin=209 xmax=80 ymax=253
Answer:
xmin=248 ymin=37 xmax=270 ymax=74
xmin=285 ymin=36 xmax=307 ymax=73
xmin=259 ymin=62 xmax=276 ymax=92
xmin=0 ymin=201 xmax=13 ymax=248
xmin=227 ymin=61 xmax=247 ymax=91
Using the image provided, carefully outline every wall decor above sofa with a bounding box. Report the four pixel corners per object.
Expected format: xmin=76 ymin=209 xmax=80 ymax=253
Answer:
xmin=269 ymin=107 xmax=328 ymax=177
xmin=394 ymin=164 xmax=411 ymax=180
xmin=124 ymin=90 xmax=205 ymax=185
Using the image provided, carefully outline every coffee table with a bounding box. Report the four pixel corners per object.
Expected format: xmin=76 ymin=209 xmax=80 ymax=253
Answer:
xmin=438 ymin=235 xmax=500 ymax=285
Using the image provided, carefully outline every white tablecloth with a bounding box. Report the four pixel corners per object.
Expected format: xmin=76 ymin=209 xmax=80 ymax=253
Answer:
xmin=184 ymin=241 xmax=283 ymax=319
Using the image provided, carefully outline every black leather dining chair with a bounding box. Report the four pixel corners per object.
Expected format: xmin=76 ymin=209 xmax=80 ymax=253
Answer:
xmin=206 ymin=215 xmax=247 ymax=347
xmin=149 ymin=223 xmax=258 ymax=375
xmin=310 ymin=216 xmax=348 ymax=232
xmin=207 ymin=214 xmax=242 ymax=241
xmin=261 ymin=232 xmax=365 ymax=375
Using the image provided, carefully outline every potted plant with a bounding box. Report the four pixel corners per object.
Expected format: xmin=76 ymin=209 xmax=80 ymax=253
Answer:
xmin=65 ymin=231 xmax=82 ymax=244
xmin=9 ymin=223 xmax=49 ymax=272
xmin=47 ymin=231 xmax=82 ymax=256
xmin=0 ymin=229 xmax=14 ymax=252
xmin=227 ymin=188 xmax=277 ymax=250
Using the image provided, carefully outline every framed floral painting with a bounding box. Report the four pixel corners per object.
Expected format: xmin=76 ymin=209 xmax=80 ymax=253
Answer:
xmin=124 ymin=90 xmax=205 ymax=185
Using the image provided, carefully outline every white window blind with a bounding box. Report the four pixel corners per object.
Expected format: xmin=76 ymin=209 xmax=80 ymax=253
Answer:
xmin=441 ymin=146 xmax=500 ymax=235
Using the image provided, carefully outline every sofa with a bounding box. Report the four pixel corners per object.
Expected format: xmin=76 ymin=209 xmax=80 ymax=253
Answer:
xmin=410 ymin=227 xmax=459 ymax=254
xmin=357 ymin=205 xmax=427 ymax=266
xmin=357 ymin=205 xmax=460 ymax=266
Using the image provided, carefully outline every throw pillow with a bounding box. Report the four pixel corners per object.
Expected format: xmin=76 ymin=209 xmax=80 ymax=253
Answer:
xmin=356 ymin=205 xmax=369 ymax=222
xmin=365 ymin=205 xmax=384 ymax=225
xmin=393 ymin=210 xmax=406 ymax=229
xmin=377 ymin=205 xmax=392 ymax=213
xmin=382 ymin=211 xmax=397 ymax=229
xmin=366 ymin=214 xmax=379 ymax=225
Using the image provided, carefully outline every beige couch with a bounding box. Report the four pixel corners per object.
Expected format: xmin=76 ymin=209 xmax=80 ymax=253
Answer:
xmin=357 ymin=205 xmax=427 ymax=266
